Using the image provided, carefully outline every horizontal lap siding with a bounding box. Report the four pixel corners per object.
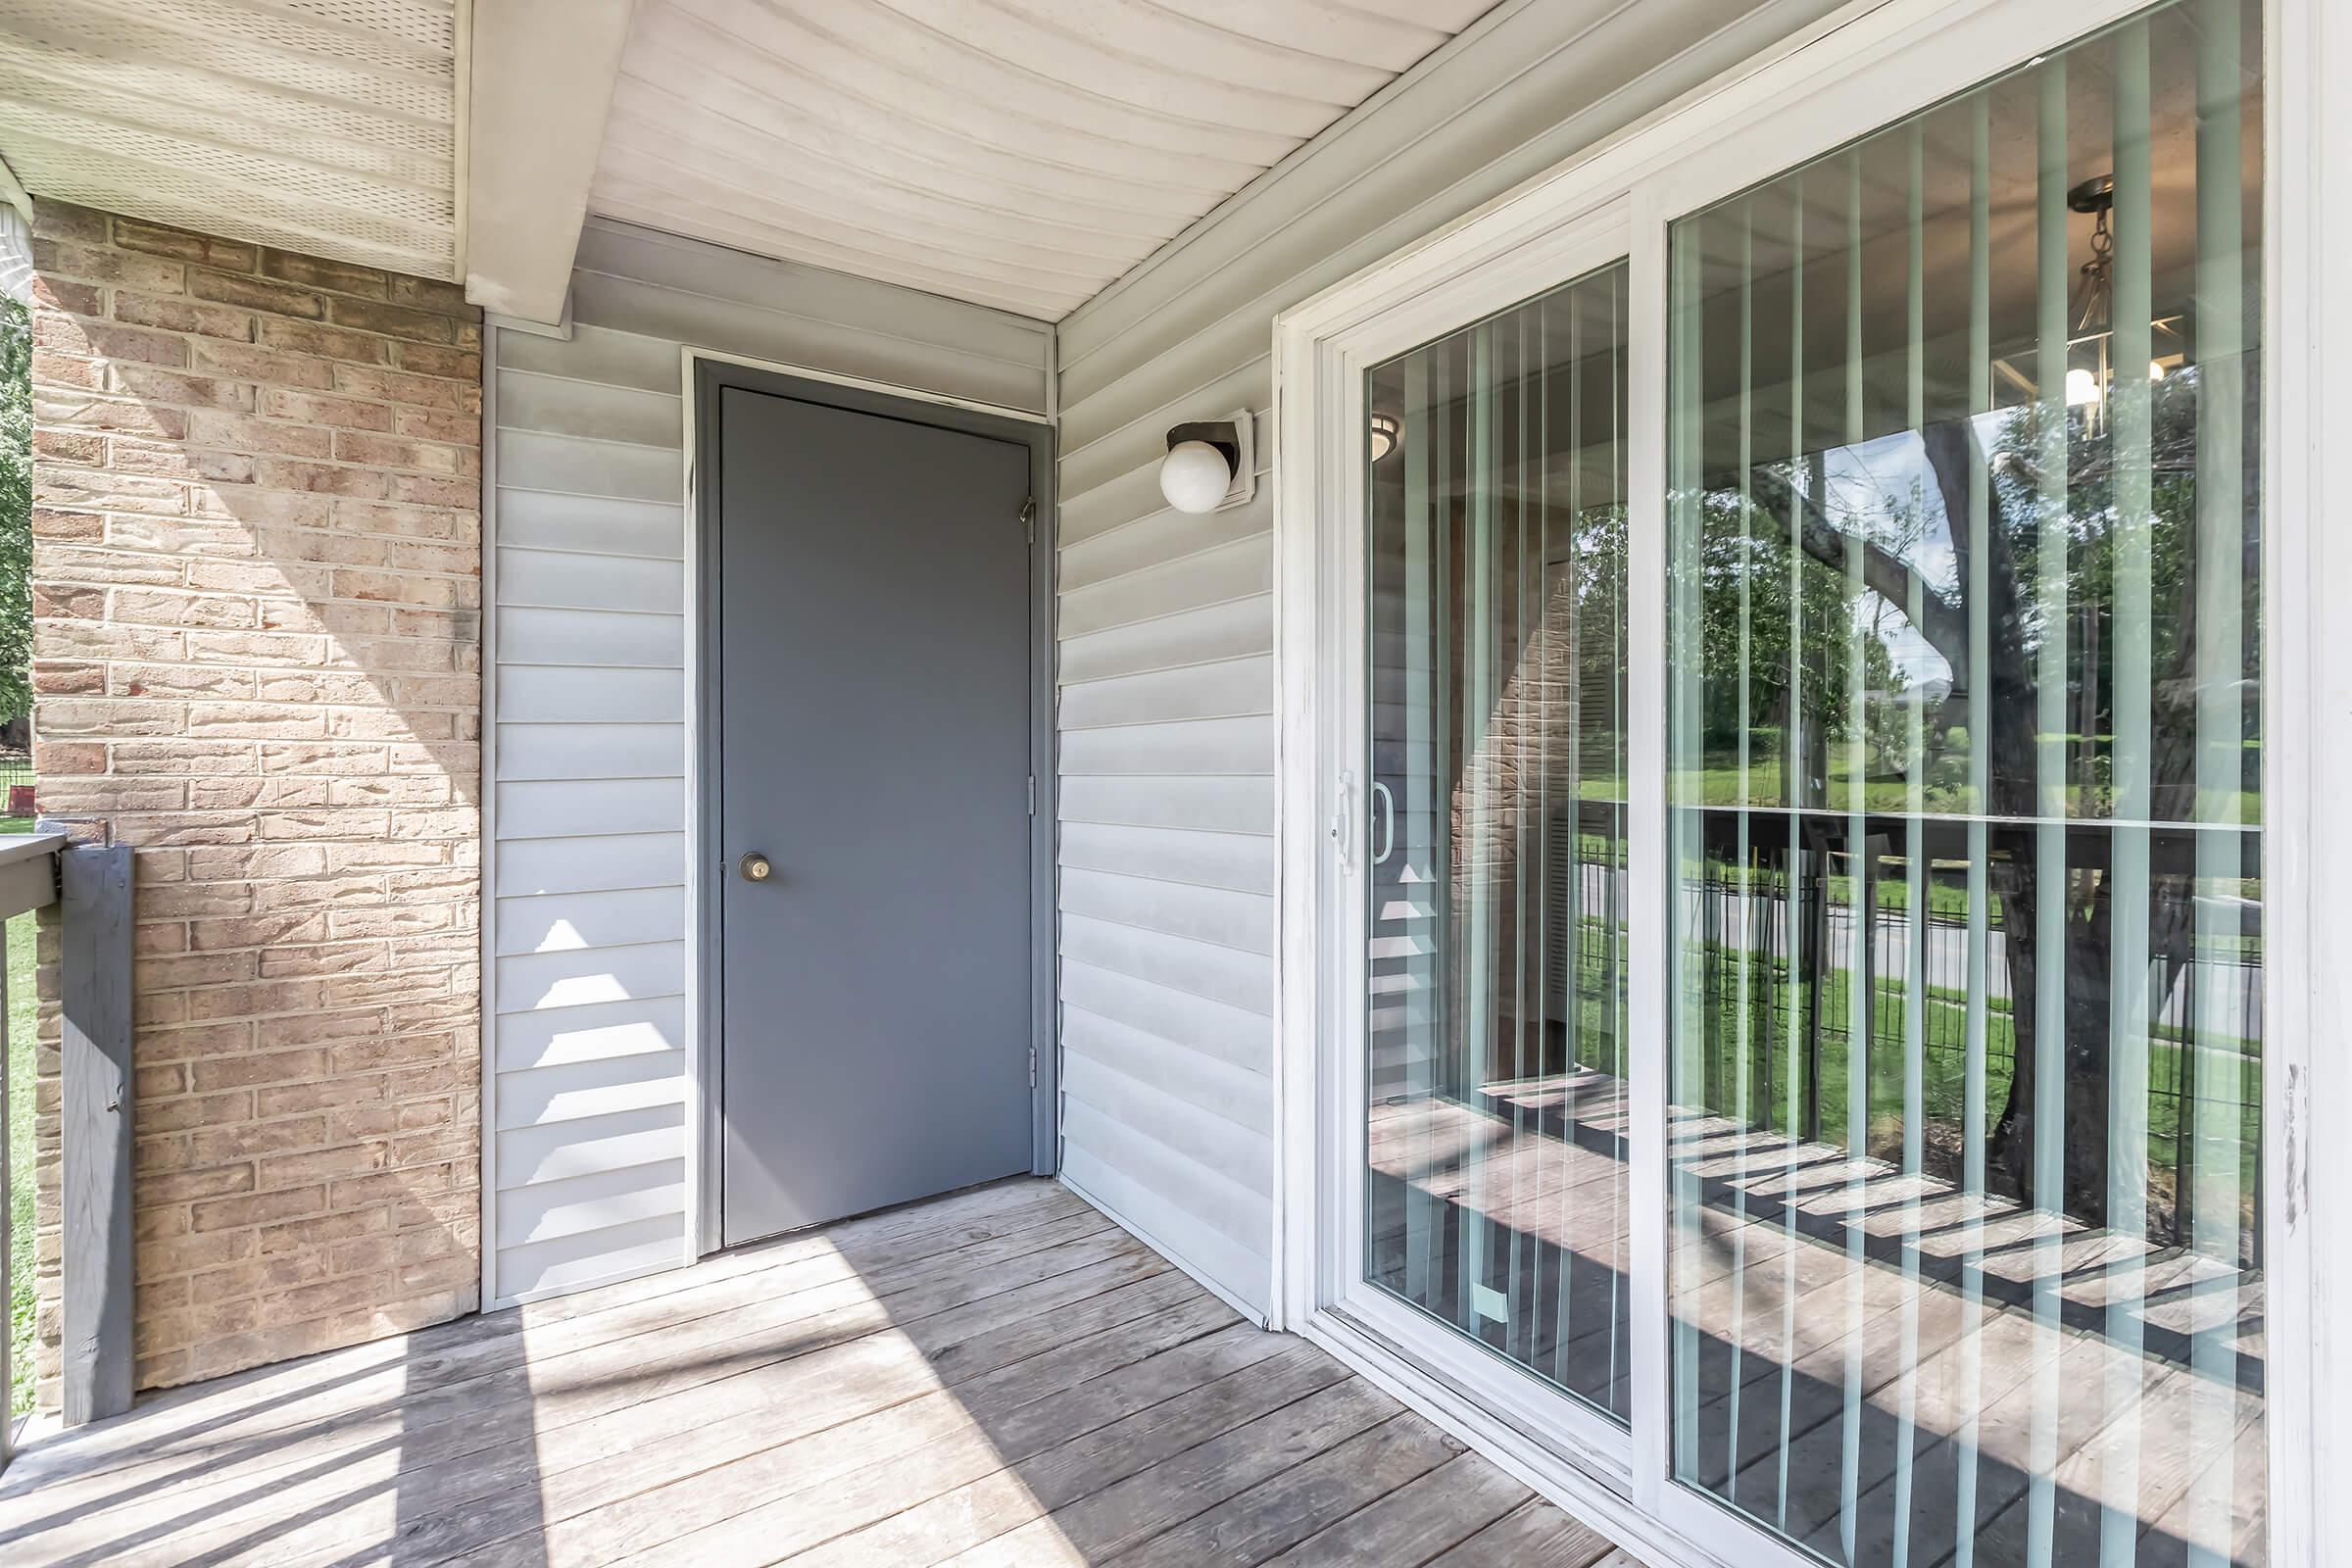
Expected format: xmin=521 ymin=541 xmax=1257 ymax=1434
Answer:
xmin=1050 ymin=0 xmax=1840 ymax=1318
xmin=488 ymin=224 xmax=1051 ymax=1304
xmin=491 ymin=321 xmax=690 ymax=1302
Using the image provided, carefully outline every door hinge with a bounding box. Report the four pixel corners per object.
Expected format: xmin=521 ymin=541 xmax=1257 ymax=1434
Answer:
xmin=1019 ymin=495 xmax=1036 ymax=544
xmin=1027 ymin=774 xmax=1037 ymax=816
xmin=1028 ymin=1046 xmax=1039 ymax=1087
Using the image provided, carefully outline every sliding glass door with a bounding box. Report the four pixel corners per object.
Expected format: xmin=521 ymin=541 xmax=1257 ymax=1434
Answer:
xmin=1363 ymin=261 xmax=1633 ymax=1420
xmin=1662 ymin=3 xmax=2265 ymax=1564
xmin=1327 ymin=2 xmax=2271 ymax=1564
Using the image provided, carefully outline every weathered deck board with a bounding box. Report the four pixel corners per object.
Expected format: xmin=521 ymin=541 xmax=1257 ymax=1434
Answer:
xmin=0 ymin=1178 xmax=1626 ymax=1568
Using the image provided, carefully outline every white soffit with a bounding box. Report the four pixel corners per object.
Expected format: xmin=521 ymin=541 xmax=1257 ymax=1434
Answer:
xmin=590 ymin=0 xmax=1501 ymax=322
xmin=0 ymin=0 xmax=459 ymax=279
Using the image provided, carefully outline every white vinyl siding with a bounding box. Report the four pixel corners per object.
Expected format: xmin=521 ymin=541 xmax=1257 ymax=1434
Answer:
xmin=489 ymin=317 xmax=686 ymax=1306
xmin=1050 ymin=0 xmax=1845 ymax=1319
xmin=487 ymin=220 xmax=1051 ymax=1305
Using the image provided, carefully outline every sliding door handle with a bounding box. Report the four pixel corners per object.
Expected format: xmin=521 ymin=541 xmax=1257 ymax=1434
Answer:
xmin=1331 ymin=770 xmax=1354 ymax=875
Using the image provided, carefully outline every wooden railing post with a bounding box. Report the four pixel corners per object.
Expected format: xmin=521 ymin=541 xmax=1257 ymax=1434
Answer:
xmin=60 ymin=843 xmax=132 ymax=1427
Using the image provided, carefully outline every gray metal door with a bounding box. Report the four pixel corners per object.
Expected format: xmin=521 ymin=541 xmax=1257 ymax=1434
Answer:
xmin=715 ymin=385 xmax=1035 ymax=1246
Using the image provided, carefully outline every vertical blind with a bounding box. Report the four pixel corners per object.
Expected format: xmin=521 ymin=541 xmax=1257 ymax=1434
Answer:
xmin=1363 ymin=262 xmax=1634 ymax=1421
xmin=1663 ymin=2 xmax=2265 ymax=1565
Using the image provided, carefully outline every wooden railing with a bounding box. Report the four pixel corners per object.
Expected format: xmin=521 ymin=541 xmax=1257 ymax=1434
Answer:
xmin=0 ymin=833 xmax=133 ymax=1473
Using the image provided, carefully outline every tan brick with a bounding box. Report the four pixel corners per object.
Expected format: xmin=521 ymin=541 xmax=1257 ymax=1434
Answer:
xmin=189 ymin=702 xmax=331 ymax=738
xmin=191 ymin=269 xmax=326 ymax=320
xmin=115 ymin=219 xmax=261 ymax=271
xmin=32 ymin=658 xmax=103 ymax=693
xmin=256 ymin=1076 xmax=388 ymax=1116
xmin=32 ymin=212 xmax=482 ymax=1404
xmin=107 ymin=364 xmax=258 ymax=412
xmin=141 ymin=1092 xmax=259 ymax=1133
xmin=133 ymin=1063 xmax=188 ymax=1100
xmin=37 ymin=777 xmax=187 ymax=812
xmin=34 ymin=466 xmax=186 ymax=514
xmin=185 ymin=557 xmax=331 ymax=597
xmin=257 ymin=1206 xmax=387 ymax=1254
xmin=385 ymin=274 xmax=472 ymax=316
xmin=33 ymin=236 xmax=184 ymax=291
xmin=33 ymin=741 xmax=107 ymax=774
xmin=33 ymin=274 xmax=102 ymax=320
xmin=141 ymin=1229 xmax=259 ymax=1280
xmin=33 ymin=582 xmax=106 ymax=619
xmin=325 ymin=296 xmax=456 ymax=344
xmin=333 ymin=499 xmax=469 ymax=539
xmin=327 ymin=1161 xmax=457 ymax=1209
xmin=111 ymin=441 xmax=256 ymax=485
xmin=29 ymin=349 xmax=103 ymax=390
xmin=181 ymin=408 xmax=336 ymax=460
xmin=141 ymin=1164 xmax=258 ymax=1204
xmin=190 ymin=1050 xmax=328 ymax=1093
xmin=115 ymin=289 xmax=255 ymax=341
xmin=35 ymin=312 xmax=189 ymax=368
xmin=32 ymin=508 xmax=106 ymax=542
xmin=111 ymin=738 xmax=259 ymax=774
xmin=186 ymin=483 xmax=334 ymax=527
xmin=32 ymin=389 xmax=188 ymax=439
xmin=334 ymin=567 xmax=475 ymax=609
xmin=385 ymin=472 xmax=477 ymax=510
xmin=261 ymin=250 xmax=389 ymax=299
xmin=255 ymin=459 xmax=388 ymax=500
xmin=258 ymin=1142 xmax=388 ymax=1189
xmin=111 ymin=589 xmax=256 ymax=629
xmin=259 ymin=317 xmax=389 ymax=365
xmin=188 ymin=1116 xmax=329 ymax=1165
xmin=333 ymin=430 xmax=478 ymax=476
xmin=36 ymin=697 xmax=183 ymax=737
xmin=40 ymin=541 xmax=185 ymax=585
xmin=389 ymin=407 xmax=482 ymax=445
xmin=31 ymin=203 xmax=110 ymax=243
xmin=329 ymin=363 xmax=470 ymax=411
xmin=190 ymin=1185 xmax=327 ymax=1232
xmin=189 ymin=912 xmax=332 ymax=951
xmin=262 ymin=388 xmax=393 ymax=430
xmin=188 ymin=339 xmax=337 ymax=390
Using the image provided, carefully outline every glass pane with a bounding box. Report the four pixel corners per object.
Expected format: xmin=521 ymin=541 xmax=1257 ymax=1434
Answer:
xmin=1365 ymin=261 xmax=1632 ymax=1422
xmin=1664 ymin=2 xmax=2266 ymax=1564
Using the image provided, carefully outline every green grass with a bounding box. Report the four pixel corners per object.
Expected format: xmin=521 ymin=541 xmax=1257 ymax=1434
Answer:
xmin=1631 ymin=746 xmax=2266 ymax=823
xmin=6 ymin=814 xmax=34 ymax=1416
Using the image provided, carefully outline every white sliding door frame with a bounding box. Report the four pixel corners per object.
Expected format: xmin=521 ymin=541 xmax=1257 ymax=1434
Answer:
xmin=1271 ymin=1 xmax=2329 ymax=1564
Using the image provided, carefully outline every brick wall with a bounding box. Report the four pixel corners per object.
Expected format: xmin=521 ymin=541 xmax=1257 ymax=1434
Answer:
xmin=24 ymin=203 xmax=483 ymax=1399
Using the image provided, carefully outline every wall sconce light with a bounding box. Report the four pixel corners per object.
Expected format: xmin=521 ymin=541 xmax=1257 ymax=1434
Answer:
xmin=1159 ymin=412 xmax=1254 ymax=514
xmin=1368 ymin=410 xmax=1400 ymax=464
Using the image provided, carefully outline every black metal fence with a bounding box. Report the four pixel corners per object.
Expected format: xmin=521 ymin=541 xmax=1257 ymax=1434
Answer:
xmin=0 ymin=752 xmax=29 ymax=820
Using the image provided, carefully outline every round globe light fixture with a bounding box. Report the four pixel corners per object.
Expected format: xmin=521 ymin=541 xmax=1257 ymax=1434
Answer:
xmin=1159 ymin=439 xmax=1233 ymax=514
xmin=1158 ymin=418 xmax=1247 ymax=515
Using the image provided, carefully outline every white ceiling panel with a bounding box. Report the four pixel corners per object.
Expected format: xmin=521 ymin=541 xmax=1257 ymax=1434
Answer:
xmin=0 ymin=0 xmax=458 ymax=278
xmin=591 ymin=0 xmax=1500 ymax=321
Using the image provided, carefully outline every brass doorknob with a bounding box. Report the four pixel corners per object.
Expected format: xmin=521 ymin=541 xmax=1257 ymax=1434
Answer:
xmin=740 ymin=852 xmax=773 ymax=883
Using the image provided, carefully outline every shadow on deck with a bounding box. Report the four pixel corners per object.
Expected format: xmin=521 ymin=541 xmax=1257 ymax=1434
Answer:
xmin=0 ymin=1179 xmax=1630 ymax=1568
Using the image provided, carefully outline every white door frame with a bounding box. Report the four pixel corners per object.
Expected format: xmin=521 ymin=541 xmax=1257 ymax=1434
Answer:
xmin=1270 ymin=0 xmax=2338 ymax=1563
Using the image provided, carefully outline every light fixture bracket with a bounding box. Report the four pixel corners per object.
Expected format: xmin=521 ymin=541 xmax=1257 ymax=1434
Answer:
xmin=1164 ymin=412 xmax=1254 ymax=512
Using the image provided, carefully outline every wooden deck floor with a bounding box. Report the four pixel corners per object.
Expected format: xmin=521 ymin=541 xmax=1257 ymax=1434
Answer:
xmin=0 ymin=1179 xmax=1636 ymax=1568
